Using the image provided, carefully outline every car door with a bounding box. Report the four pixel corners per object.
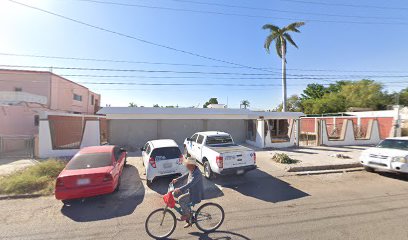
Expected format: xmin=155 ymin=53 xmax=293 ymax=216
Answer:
xmin=141 ymin=142 xmax=150 ymax=166
xmin=194 ymin=135 xmax=205 ymax=162
xmin=189 ymin=134 xmax=199 ymax=158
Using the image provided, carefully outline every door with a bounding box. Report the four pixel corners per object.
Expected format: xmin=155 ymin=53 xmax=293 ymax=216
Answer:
xmin=194 ymin=135 xmax=205 ymax=162
xmin=189 ymin=134 xmax=199 ymax=158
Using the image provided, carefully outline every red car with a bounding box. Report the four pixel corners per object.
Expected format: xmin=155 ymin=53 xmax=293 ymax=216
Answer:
xmin=55 ymin=145 xmax=127 ymax=202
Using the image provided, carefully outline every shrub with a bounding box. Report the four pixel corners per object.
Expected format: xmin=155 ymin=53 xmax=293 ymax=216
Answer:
xmin=0 ymin=159 xmax=66 ymax=195
xmin=272 ymin=153 xmax=298 ymax=164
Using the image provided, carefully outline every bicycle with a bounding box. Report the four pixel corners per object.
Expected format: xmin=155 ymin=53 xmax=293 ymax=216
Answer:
xmin=145 ymin=183 xmax=225 ymax=239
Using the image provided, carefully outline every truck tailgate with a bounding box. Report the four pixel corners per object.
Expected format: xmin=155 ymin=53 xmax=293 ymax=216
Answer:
xmin=208 ymin=145 xmax=255 ymax=168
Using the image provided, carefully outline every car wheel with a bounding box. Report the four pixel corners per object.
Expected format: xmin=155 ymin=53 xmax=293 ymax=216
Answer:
xmin=147 ymin=180 xmax=153 ymax=187
xmin=204 ymin=161 xmax=214 ymax=179
xmin=124 ymin=158 xmax=127 ymax=167
xmin=62 ymin=200 xmax=72 ymax=206
xmin=364 ymin=166 xmax=375 ymax=173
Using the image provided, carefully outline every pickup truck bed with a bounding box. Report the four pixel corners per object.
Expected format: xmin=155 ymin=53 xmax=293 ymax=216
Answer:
xmin=207 ymin=144 xmax=252 ymax=153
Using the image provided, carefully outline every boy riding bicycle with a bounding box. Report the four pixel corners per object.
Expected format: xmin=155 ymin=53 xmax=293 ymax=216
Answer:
xmin=172 ymin=157 xmax=204 ymax=228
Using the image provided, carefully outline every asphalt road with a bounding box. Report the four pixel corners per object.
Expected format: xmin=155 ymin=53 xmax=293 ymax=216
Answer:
xmin=2 ymin=156 xmax=408 ymax=240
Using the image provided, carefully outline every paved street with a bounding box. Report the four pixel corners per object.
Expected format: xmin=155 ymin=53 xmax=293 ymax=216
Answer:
xmin=2 ymin=155 xmax=408 ymax=240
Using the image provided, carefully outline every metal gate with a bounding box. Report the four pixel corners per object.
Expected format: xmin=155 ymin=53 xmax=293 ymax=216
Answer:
xmin=299 ymin=118 xmax=321 ymax=146
xmin=0 ymin=135 xmax=34 ymax=159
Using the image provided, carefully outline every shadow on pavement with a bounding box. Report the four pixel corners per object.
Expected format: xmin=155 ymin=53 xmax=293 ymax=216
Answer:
xmin=377 ymin=171 xmax=408 ymax=181
xmin=148 ymin=174 xmax=224 ymax=200
xmin=189 ymin=230 xmax=251 ymax=240
xmin=60 ymin=165 xmax=145 ymax=222
xmin=212 ymin=168 xmax=309 ymax=203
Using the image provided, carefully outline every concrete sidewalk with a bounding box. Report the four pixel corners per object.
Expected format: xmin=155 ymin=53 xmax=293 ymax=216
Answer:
xmin=255 ymin=145 xmax=369 ymax=173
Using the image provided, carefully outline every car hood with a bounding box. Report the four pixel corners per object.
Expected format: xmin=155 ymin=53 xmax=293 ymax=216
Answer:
xmin=363 ymin=147 xmax=408 ymax=157
xmin=59 ymin=166 xmax=113 ymax=177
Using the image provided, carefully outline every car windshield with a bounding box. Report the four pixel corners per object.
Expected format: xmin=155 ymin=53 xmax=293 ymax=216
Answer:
xmin=377 ymin=139 xmax=408 ymax=150
xmin=66 ymin=152 xmax=113 ymax=170
xmin=206 ymin=135 xmax=234 ymax=145
xmin=151 ymin=147 xmax=181 ymax=161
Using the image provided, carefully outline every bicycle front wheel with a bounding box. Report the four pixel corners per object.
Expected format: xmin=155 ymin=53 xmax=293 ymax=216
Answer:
xmin=145 ymin=208 xmax=177 ymax=239
xmin=195 ymin=203 xmax=225 ymax=233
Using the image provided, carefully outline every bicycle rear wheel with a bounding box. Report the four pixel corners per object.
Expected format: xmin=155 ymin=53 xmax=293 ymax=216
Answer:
xmin=145 ymin=208 xmax=177 ymax=239
xmin=195 ymin=203 xmax=225 ymax=233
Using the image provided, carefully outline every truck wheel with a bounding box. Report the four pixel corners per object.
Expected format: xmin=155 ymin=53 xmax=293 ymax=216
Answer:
xmin=204 ymin=161 xmax=214 ymax=179
xmin=184 ymin=146 xmax=191 ymax=158
xmin=364 ymin=166 xmax=375 ymax=173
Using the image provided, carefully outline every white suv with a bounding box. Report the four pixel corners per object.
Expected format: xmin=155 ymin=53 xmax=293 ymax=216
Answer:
xmin=360 ymin=137 xmax=408 ymax=174
xmin=141 ymin=139 xmax=187 ymax=185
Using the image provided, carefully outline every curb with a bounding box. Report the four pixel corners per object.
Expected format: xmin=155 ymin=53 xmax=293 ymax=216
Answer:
xmin=287 ymin=163 xmax=362 ymax=172
xmin=294 ymin=167 xmax=364 ymax=176
xmin=0 ymin=193 xmax=44 ymax=200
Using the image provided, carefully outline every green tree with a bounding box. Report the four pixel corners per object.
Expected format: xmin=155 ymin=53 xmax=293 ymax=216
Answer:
xmin=203 ymin=98 xmax=218 ymax=108
xmin=153 ymin=104 xmax=160 ymax=107
xmin=275 ymin=95 xmax=302 ymax=112
xmin=263 ymin=21 xmax=305 ymax=112
xmin=340 ymin=80 xmax=387 ymax=110
xmin=241 ymin=100 xmax=250 ymax=109
xmin=302 ymin=93 xmax=346 ymax=114
xmin=301 ymin=83 xmax=327 ymax=100
xmin=128 ymin=102 xmax=137 ymax=107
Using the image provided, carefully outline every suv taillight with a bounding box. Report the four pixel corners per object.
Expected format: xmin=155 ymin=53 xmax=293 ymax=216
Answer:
xmin=253 ymin=152 xmax=256 ymax=164
xmin=149 ymin=157 xmax=157 ymax=168
xmin=216 ymin=156 xmax=223 ymax=168
xmin=178 ymin=155 xmax=183 ymax=165
xmin=103 ymin=173 xmax=113 ymax=182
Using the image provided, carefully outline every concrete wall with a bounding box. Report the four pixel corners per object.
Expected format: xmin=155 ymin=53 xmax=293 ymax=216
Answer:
xmin=38 ymin=119 xmax=101 ymax=158
xmin=0 ymin=104 xmax=43 ymax=136
xmin=321 ymin=119 xmax=381 ymax=146
xmin=108 ymin=119 xmax=247 ymax=151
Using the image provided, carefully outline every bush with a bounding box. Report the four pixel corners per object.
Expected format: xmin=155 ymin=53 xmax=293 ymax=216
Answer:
xmin=272 ymin=153 xmax=298 ymax=164
xmin=0 ymin=159 xmax=66 ymax=195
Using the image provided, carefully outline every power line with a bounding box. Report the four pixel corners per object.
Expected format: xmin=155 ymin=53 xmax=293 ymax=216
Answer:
xmin=278 ymin=0 xmax=408 ymax=11
xmin=156 ymin=0 xmax=405 ymax=20
xmin=74 ymin=0 xmax=408 ymax=25
xmin=2 ymin=52 xmax=408 ymax=74
xmin=8 ymin=0 xmax=274 ymax=73
xmin=0 ymin=64 xmax=280 ymax=75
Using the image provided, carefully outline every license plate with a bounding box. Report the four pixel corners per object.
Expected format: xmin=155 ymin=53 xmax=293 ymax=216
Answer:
xmin=237 ymin=169 xmax=244 ymax=174
xmin=163 ymin=163 xmax=172 ymax=168
xmin=77 ymin=178 xmax=90 ymax=186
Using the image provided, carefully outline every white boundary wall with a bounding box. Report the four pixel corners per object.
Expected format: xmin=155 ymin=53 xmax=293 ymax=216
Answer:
xmin=321 ymin=119 xmax=381 ymax=146
xmin=38 ymin=120 xmax=100 ymax=158
xmin=246 ymin=119 xmax=298 ymax=148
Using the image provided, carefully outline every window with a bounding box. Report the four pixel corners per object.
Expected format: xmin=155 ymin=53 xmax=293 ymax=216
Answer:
xmin=267 ymin=119 xmax=290 ymax=142
xmin=151 ymin=147 xmax=181 ymax=161
xmin=34 ymin=115 xmax=39 ymax=126
xmin=65 ymin=153 xmax=113 ymax=170
xmin=73 ymin=93 xmax=82 ymax=101
xmin=197 ymin=135 xmax=204 ymax=144
xmin=377 ymin=139 xmax=408 ymax=150
xmin=206 ymin=135 xmax=234 ymax=145
xmin=246 ymin=120 xmax=257 ymax=141
xmin=191 ymin=134 xmax=198 ymax=142
xmin=14 ymin=87 xmax=22 ymax=92
xmin=91 ymin=95 xmax=94 ymax=105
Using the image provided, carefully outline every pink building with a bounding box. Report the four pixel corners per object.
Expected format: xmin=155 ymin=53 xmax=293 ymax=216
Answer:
xmin=0 ymin=69 xmax=101 ymax=137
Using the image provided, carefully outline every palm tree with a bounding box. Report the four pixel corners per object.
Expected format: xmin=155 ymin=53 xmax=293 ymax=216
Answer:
xmin=263 ymin=22 xmax=305 ymax=112
xmin=129 ymin=102 xmax=137 ymax=107
xmin=241 ymin=100 xmax=250 ymax=109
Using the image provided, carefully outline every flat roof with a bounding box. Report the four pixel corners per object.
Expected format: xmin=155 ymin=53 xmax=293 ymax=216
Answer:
xmin=97 ymin=107 xmax=303 ymax=120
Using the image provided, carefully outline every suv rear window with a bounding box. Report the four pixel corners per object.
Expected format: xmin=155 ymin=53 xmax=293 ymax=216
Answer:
xmin=206 ymin=135 xmax=233 ymax=145
xmin=377 ymin=139 xmax=408 ymax=150
xmin=151 ymin=147 xmax=181 ymax=161
xmin=66 ymin=153 xmax=113 ymax=170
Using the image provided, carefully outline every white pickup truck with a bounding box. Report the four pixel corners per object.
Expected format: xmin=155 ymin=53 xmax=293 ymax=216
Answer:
xmin=183 ymin=131 xmax=256 ymax=179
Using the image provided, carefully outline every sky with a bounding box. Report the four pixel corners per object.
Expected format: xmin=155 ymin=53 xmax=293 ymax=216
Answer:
xmin=0 ymin=0 xmax=407 ymax=109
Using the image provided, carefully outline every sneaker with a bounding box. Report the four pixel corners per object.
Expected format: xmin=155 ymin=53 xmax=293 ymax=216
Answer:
xmin=183 ymin=222 xmax=192 ymax=228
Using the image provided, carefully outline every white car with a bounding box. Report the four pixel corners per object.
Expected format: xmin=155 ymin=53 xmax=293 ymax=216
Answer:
xmin=360 ymin=137 xmax=408 ymax=174
xmin=184 ymin=131 xmax=256 ymax=179
xmin=141 ymin=139 xmax=187 ymax=185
